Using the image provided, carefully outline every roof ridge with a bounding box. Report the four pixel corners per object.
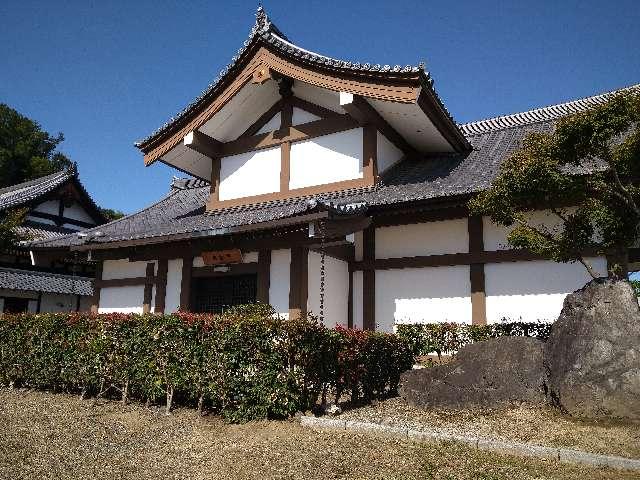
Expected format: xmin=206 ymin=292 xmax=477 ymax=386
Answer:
xmin=0 ymin=167 xmax=74 ymax=197
xmin=460 ymin=83 xmax=640 ymax=136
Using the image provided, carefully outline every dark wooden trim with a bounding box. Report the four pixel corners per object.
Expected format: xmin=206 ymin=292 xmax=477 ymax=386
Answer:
xmin=342 ymin=94 xmax=417 ymax=157
xmin=417 ymin=89 xmax=471 ymax=153
xmin=373 ymin=206 xmax=469 ymax=227
xmin=467 ymin=216 xmax=486 ymax=324
xmin=207 ymin=176 xmax=372 ymax=211
xmin=142 ymin=262 xmax=155 ymax=314
xmin=90 ymin=261 xmax=102 ymax=314
xmin=363 ymin=124 xmax=378 ymax=183
xmin=95 ymin=276 xmax=156 ymax=288
xmin=179 ymin=256 xmax=193 ymax=311
xmin=192 ymin=262 xmax=258 ymax=277
xmin=347 ymin=267 xmax=353 ymax=329
xmin=362 ymin=226 xmax=375 ymax=330
xmin=210 ymin=157 xmax=221 ymax=203
xmin=310 ymin=243 xmax=355 ymax=263
xmin=281 ymin=98 xmax=293 ymax=129
xmin=183 ymin=130 xmax=223 ymax=159
xmin=290 ymin=96 xmax=336 ymax=119
xmin=75 ymin=294 xmax=81 ymax=312
xmin=289 ymin=246 xmax=308 ymax=318
xmin=257 ymin=249 xmax=271 ymax=303
xmin=280 ymin=141 xmax=291 ymax=192
xmin=28 ymin=210 xmax=94 ymax=229
xmin=154 ymin=258 xmax=168 ymax=314
xmin=240 ymin=99 xmax=284 ymax=138
xmin=57 ymin=199 xmax=64 ymax=224
xmin=36 ymin=291 xmax=42 ymax=313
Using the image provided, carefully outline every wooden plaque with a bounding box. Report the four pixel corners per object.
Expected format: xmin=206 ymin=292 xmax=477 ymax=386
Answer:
xmin=201 ymin=249 xmax=243 ymax=266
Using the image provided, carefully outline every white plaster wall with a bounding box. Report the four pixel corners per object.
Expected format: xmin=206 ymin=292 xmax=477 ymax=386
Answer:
xmin=99 ymin=286 xmax=145 ymax=314
xmin=289 ymin=128 xmax=363 ymax=189
xmin=40 ymin=293 xmax=78 ymax=312
xmin=352 ymin=271 xmax=363 ymax=329
xmin=219 ymin=146 xmax=281 ymax=201
xmin=256 ymin=112 xmax=281 ymax=134
xmin=483 ymin=210 xmax=571 ymax=251
xmin=27 ymin=300 xmax=38 ymax=313
xmin=32 ymin=199 xmax=59 ymax=215
xmin=377 ymin=132 xmax=404 ymax=174
xmin=485 ymin=257 xmax=607 ymax=323
xmin=376 ymin=266 xmax=472 ymax=332
xmin=25 ymin=215 xmax=56 ymax=226
xmin=307 ymin=252 xmax=349 ymax=328
xmin=102 ymin=259 xmax=153 ymax=280
xmin=292 ymin=81 xmax=341 ymax=114
xmin=292 ymin=107 xmax=320 ymax=125
xmin=165 ymin=258 xmax=183 ymax=313
xmin=62 ymin=203 xmax=95 ymax=224
xmin=269 ymin=249 xmax=291 ymax=318
xmin=375 ymin=219 xmax=469 ymax=259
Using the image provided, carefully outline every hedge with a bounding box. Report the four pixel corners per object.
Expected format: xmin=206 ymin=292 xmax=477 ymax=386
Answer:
xmin=395 ymin=322 xmax=552 ymax=359
xmin=0 ymin=305 xmax=414 ymax=423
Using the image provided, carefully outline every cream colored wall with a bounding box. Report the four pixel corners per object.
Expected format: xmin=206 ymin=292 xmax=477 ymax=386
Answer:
xmin=484 ymin=257 xmax=607 ymax=323
xmin=289 ymin=128 xmax=363 ymax=189
xmin=483 ymin=211 xmax=571 ymax=251
xmin=219 ymin=146 xmax=281 ymax=201
xmin=375 ymin=219 xmax=468 ymax=259
xmin=377 ymin=132 xmax=403 ymax=174
xmin=98 ymin=259 xmax=156 ymax=314
xmin=165 ymin=258 xmax=183 ymax=313
xmin=307 ymin=251 xmax=349 ymax=328
xmin=269 ymin=249 xmax=291 ymax=318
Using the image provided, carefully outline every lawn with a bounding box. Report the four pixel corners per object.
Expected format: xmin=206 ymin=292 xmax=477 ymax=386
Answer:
xmin=0 ymin=388 xmax=637 ymax=480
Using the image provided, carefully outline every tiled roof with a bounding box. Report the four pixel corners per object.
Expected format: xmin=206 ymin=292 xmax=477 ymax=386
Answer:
xmin=31 ymin=83 xmax=635 ymax=251
xmin=16 ymin=221 xmax=75 ymax=241
xmin=0 ymin=267 xmax=93 ymax=296
xmin=135 ymin=6 xmax=457 ymax=148
xmin=0 ymin=165 xmax=77 ymax=211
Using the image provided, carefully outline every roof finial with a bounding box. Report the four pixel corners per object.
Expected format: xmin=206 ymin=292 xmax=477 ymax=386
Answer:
xmin=255 ymin=3 xmax=268 ymax=27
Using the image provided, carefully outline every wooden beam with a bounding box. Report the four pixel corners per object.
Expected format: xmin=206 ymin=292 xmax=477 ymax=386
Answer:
xmin=210 ymin=157 xmax=221 ymax=203
xmin=95 ymin=276 xmax=156 ymax=288
xmin=373 ymin=206 xmax=469 ymax=227
xmin=257 ymin=249 xmax=271 ymax=303
xmin=179 ymin=256 xmax=193 ymax=311
xmin=289 ymin=246 xmax=308 ymax=319
xmin=362 ymin=226 xmax=375 ymax=330
xmin=192 ymin=262 xmax=258 ymax=277
xmin=154 ymin=259 xmax=168 ymax=314
xmin=340 ymin=93 xmax=417 ymax=157
xmin=142 ymin=262 xmax=155 ymax=314
xmin=290 ymin=96 xmax=336 ymax=119
xmin=184 ymin=130 xmax=223 ymax=159
xmin=363 ymin=124 xmax=378 ymax=183
xmin=240 ymin=99 xmax=284 ymax=138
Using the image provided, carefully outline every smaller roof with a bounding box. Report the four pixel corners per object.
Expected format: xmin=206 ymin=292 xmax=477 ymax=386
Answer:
xmin=0 ymin=267 xmax=93 ymax=296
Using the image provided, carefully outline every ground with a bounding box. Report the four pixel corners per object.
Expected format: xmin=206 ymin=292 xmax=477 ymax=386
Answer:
xmin=0 ymin=389 xmax=637 ymax=480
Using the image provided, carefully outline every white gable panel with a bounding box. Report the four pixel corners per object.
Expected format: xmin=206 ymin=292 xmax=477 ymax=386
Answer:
xmin=33 ymin=199 xmax=60 ymax=215
xmin=292 ymin=81 xmax=342 ymax=114
xmin=63 ymin=203 xmax=95 ymax=224
xmin=219 ymin=147 xmax=281 ymax=201
xmin=256 ymin=112 xmax=281 ymax=134
xmin=292 ymin=107 xmax=320 ymax=125
xmin=289 ymin=128 xmax=363 ymax=189
xmin=377 ymin=132 xmax=404 ymax=174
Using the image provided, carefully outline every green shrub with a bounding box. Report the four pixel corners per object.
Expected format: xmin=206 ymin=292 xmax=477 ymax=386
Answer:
xmin=0 ymin=306 xmax=414 ymax=423
xmin=396 ymin=321 xmax=552 ymax=358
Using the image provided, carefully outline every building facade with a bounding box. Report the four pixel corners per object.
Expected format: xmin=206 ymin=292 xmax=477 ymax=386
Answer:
xmin=30 ymin=8 xmax=636 ymax=330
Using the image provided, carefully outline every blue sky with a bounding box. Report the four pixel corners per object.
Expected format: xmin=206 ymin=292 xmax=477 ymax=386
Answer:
xmin=1 ymin=0 xmax=639 ymax=213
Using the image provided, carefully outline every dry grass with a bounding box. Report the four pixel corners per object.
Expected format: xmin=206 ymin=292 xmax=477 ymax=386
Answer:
xmin=0 ymin=389 xmax=637 ymax=480
xmin=340 ymin=397 xmax=640 ymax=459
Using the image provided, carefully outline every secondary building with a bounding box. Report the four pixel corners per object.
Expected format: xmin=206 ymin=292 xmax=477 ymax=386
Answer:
xmin=29 ymin=7 xmax=638 ymax=330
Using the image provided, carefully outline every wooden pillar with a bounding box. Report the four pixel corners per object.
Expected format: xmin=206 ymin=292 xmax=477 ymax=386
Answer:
xmin=257 ymin=249 xmax=271 ymax=303
xmin=468 ymin=216 xmax=487 ymax=325
xmin=154 ymin=259 xmax=168 ymax=313
xmin=179 ymin=256 xmax=193 ymax=311
xmin=280 ymin=97 xmax=292 ymax=193
xmin=210 ymin=158 xmax=221 ymax=203
xmin=363 ymin=124 xmax=378 ymax=184
xmin=289 ymin=246 xmax=308 ymax=318
xmin=142 ymin=262 xmax=155 ymax=314
xmin=90 ymin=261 xmax=102 ymax=314
xmin=362 ymin=226 xmax=376 ymax=330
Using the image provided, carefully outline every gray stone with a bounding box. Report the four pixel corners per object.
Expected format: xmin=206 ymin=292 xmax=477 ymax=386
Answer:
xmin=400 ymin=336 xmax=547 ymax=409
xmin=545 ymin=279 xmax=640 ymax=420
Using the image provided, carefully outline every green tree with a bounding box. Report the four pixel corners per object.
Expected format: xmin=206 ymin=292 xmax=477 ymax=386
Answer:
xmin=99 ymin=208 xmax=125 ymax=222
xmin=0 ymin=208 xmax=28 ymax=252
xmin=0 ymin=104 xmax=72 ymax=188
xmin=470 ymin=91 xmax=640 ymax=279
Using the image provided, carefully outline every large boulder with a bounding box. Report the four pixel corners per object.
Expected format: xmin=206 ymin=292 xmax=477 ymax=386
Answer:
xmin=545 ymin=278 xmax=640 ymax=420
xmin=400 ymin=336 xmax=547 ymax=409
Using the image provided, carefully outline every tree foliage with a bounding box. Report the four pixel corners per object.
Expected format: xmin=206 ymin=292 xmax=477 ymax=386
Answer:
xmin=470 ymin=91 xmax=640 ymax=278
xmin=0 ymin=104 xmax=72 ymax=188
xmin=0 ymin=208 xmax=28 ymax=252
xmin=99 ymin=208 xmax=125 ymax=222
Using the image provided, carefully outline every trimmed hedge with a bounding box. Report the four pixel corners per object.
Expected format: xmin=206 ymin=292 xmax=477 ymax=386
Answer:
xmin=0 ymin=305 xmax=414 ymax=423
xmin=396 ymin=322 xmax=552 ymax=359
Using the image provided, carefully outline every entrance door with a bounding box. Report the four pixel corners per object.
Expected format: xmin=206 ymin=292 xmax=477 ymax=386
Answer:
xmin=192 ymin=274 xmax=257 ymax=314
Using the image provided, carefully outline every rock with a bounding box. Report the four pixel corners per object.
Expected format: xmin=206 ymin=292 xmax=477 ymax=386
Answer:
xmin=544 ymin=278 xmax=640 ymax=420
xmin=324 ymin=403 xmax=342 ymax=416
xmin=400 ymin=336 xmax=547 ymax=409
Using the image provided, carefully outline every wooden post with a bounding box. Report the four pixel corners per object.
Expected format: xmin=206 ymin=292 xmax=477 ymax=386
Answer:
xmin=179 ymin=256 xmax=193 ymax=311
xmin=468 ymin=216 xmax=487 ymax=325
xmin=142 ymin=262 xmax=155 ymax=314
xmin=288 ymin=247 xmax=308 ymax=318
xmin=362 ymin=226 xmax=376 ymax=330
xmin=154 ymin=259 xmax=168 ymax=313
xmin=90 ymin=261 xmax=102 ymax=314
xmin=257 ymin=249 xmax=271 ymax=303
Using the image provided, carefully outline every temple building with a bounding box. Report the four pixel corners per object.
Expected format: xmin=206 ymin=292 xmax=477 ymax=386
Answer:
xmin=29 ymin=8 xmax=638 ymax=330
xmin=1 ymin=165 xmax=106 ymax=313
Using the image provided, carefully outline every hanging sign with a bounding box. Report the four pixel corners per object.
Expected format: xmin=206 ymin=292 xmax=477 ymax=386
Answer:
xmin=201 ymin=249 xmax=243 ymax=266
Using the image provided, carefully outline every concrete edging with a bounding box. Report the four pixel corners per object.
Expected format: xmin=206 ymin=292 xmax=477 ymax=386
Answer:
xmin=299 ymin=415 xmax=640 ymax=472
